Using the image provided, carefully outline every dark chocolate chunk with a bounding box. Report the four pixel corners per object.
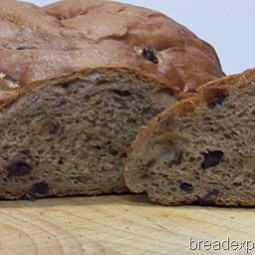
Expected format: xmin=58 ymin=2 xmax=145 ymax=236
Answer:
xmin=142 ymin=48 xmax=159 ymax=64
xmin=180 ymin=182 xmax=194 ymax=193
xmin=23 ymin=193 xmax=36 ymax=201
xmin=58 ymin=159 xmax=64 ymax=165
xmin=203 ymin=189 xmax=220 ymax=200
xmin=112 ymin=90 xmax=132 ymax=97
xmin=201 ymin=150 xmax=223 ymax=169
xmin=8 ymin=161 xmax=32 ymax=177
xmin=193 ymin=197 xmax=215 ymax=206
xmin=192 ymin=197 xmax=204 ymax=206
xmin=31 ymin=182 xmax=49 ymax=195
xmin=207 ymin=95 xmax=226 ymax=108
xmin=193 ymin=189 xmax=219 ymax=206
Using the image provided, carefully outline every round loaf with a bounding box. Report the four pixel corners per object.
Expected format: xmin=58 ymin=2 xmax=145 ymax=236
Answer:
xmin=0 ymin=0 xmax=223 ymax=94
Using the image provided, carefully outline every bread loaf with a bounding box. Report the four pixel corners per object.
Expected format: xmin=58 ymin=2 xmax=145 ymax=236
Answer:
xmin=125 ymin=69 xmax=255 ymax=206
xmin=0 ymin=0 xmax=223 ymax=199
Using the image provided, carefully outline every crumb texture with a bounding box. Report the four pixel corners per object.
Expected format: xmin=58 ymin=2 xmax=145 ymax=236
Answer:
xmin=0 ymin=71 xmax=174 ymax=199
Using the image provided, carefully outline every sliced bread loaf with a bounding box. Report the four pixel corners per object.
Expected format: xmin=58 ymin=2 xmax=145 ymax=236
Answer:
xmin=125 ymin=69 xmax=255 ymax=206
xmin=0 ymin=0 xmax=223 ymax=199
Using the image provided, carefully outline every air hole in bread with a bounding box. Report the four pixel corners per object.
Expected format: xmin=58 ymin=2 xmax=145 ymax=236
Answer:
xmin=61 ymin=82 xmax=72 ymax=89
xmin=207 ymin=95 xmax=227 ymax=108
xmin=111 ymin=89 xmax=132 ymax=97
xmin=169 ymin=151 xmax=183 ymax=166
xmin=148 ymin=133 xmax=188 ymax=171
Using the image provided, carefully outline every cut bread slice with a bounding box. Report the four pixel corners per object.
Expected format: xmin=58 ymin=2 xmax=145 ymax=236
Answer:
xmin=0 ymin=69 xmax=175 ymax=199
xmin=0 ymin=0 xmax=225 ymax=200
xmin=125 ymin=69 xmax=255 ymax=206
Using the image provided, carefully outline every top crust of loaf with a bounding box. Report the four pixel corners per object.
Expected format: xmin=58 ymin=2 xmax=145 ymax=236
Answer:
xmin=0 ymin=0 xmax=223 ymax=93
xmin=146 ymin=68 xmax=255 ymax=124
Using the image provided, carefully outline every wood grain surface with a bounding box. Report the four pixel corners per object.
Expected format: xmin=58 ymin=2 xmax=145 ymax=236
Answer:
xmin=0 ymin=194 xmax=254 ymax=255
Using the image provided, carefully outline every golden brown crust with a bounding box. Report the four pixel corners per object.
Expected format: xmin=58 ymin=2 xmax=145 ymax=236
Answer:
xmin=0 ymin=0 xmax=223 ymax=108
xmin=139 ymin=68 xmax=255 ymax=126
xmin=198 ymin=68 xmax=255 ymax=93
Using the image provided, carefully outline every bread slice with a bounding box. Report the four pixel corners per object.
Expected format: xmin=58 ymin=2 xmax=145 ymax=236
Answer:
xmin=0 ymin=0 xmax=224 ymax=199
xmin=0 ymin=69 xmax=176 ymax=199
xmin=125 ymin=69 xmax=255 ymax=206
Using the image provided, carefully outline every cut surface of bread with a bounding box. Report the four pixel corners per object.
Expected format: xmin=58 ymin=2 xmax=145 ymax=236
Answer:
xmin=0 ymin=70 xmax=174 ymax=199
xmin=125 ymin=69 xmax=255 ymax=206
xmin=0 ymin=0 xmax=224 ymax=200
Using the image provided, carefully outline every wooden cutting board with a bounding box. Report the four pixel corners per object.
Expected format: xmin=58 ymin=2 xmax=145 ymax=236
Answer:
xmin=0 ymin=194 xmax=254 ymax=255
